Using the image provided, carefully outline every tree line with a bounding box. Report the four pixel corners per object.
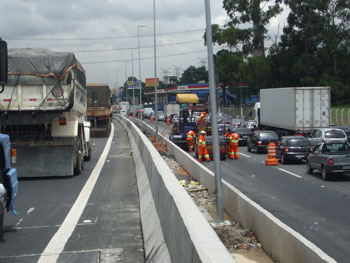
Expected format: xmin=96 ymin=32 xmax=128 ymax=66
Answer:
xmin=203 ymin=0 xmax=350 ymax=106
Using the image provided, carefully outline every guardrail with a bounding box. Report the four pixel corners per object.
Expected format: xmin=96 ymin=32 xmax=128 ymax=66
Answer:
xmin=133 ymin=117 xmax=337 ymax=263
xmin=116 ymin=115 xmax=234 ymax=263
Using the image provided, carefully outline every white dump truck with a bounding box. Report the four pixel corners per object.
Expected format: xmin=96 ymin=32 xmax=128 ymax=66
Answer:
xmin=254 ymin=87 xmax=331 ymax=136
xmin=0 ymin=48 xmax=91 ymax=177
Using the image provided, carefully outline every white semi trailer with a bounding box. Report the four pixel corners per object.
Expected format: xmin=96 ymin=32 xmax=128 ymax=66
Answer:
xmin=0 ymin=48 xmax=91 ymax=177
xmin=254 ymin=87 xmax=331 ymax=136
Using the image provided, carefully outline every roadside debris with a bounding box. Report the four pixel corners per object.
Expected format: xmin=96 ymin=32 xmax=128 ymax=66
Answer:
xmin=144 ymin=130 xmax=275 ymax=262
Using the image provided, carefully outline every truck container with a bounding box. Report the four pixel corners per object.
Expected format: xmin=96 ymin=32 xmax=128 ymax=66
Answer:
xmin=255 ymin=87 xmax=331 ymax=135
xmin=165 ymin=103 xmax=179 ymax=117
xmin=0 ymin=48 xmax=91 ymax=177
xmin=87 ymin=83 xmax=111 ymax=137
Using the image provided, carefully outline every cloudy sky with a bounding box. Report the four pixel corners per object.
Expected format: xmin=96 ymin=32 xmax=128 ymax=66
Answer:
xmin=1 ymin=0 xmax=287 ymax=90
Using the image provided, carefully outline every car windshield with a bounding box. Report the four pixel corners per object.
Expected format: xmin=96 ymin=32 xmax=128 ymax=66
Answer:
xmin=260 ymin=132 xmax=278 ymax=139
xmin=287 ymin=138 xmax=310 ymax=146
xmin=325 ymin=130 xmax=346 ymax=138
xmin=322 ymin=143 xmax=350 ymax=153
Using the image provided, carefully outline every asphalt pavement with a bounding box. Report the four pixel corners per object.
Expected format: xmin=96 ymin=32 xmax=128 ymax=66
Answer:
xmin=0 ymin=119 xmax=144 ymax=263
xmin=147 ymin=119 xmax=350 ymax=263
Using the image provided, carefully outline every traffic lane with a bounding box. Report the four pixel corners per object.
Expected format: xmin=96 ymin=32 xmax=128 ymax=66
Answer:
xmin=203 ymin=151 xmax=350 ymax=262
xmin=61 ymin=119 xmax=144 ymax=262
xmin=240 ymin=145 xmax=350 ymax=196
xmin=0 ymin=136 xmax=108 ymax=262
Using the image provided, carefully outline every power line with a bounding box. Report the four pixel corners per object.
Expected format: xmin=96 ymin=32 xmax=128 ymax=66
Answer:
xmin=6 ymin=28 xmax=205 ymax=41
xmin=73 ymin=40 xmax=203 ymax=53
xmin=81 ymin=46 xmax=225 ymax=65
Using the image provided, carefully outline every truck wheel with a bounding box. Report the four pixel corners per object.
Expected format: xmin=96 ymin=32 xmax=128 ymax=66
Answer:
xmin=306 ymin=161 xmax=313 ymax=174
xmin=84 ymin=143 xmax=92 ymax=162
xmin=247 ymin=145 xmax=251 ymax=152
xmin=74 ymin=140 xmax=83 ymax=175
xmin=321 ymin=167 xmax=329 ymax=181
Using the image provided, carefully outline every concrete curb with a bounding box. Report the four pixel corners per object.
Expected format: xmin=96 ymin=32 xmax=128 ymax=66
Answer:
xmin=136 ymin=119 xmax=337 ymax=263
xmin=117 ymin=116 xmax=234 ymax=263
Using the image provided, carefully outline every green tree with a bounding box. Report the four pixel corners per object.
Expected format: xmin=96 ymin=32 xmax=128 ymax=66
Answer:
xmin=180 ymin=66 xmax=208 ymax=84
xmin=222 ymin=0 xmax=283 ymax=56
xmin=271 ymin=0 xmax=350 ymax=103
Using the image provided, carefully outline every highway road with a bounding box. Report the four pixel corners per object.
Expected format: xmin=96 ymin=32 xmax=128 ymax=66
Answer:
xmin=0 ymin=120 xmax=144 ymax=263
xmin=147 ymin=119 xmax=350 ymax=263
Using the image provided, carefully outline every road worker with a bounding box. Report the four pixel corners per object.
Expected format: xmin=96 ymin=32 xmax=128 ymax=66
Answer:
xmin=229 ymin=128 xmax=240 ymax=159
xmin=198 ymin=111 xmax=206 ymax=126
xmin=225 ymin=128 xmax=231 ymax=138
xmin=186 ymin=129 xmax=196 ymax=152
xmin=198 ymin=130 xmax=210 ymax=162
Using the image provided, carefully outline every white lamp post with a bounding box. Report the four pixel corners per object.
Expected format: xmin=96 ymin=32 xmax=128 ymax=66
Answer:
xmin=138 ymin=24 xmax=146 ymax=120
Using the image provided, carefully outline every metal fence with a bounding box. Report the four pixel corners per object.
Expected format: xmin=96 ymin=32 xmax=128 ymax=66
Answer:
xmin=331 ymin=108 xmax=350 ymax=127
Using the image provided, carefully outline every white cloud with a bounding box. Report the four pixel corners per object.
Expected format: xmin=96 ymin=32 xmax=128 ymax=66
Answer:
xmin=2 ymin=0 xmax=287 ymax=89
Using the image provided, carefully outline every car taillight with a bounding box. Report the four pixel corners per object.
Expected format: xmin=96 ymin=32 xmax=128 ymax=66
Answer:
xmin=322 ymin=139 xmax=325 ymax=143
xmin=258 ymin=141 xmax=262 ymax=145
xmin=328 ymin=157 xmax=334 ymax=165
xmin=11 ymin=149 xmax=16 ymax=164
xmin=284 ymin=147 xmax=289 ymax=152
xmin=59 ymin=117 xmax=67 ymax=126
xmin=310 ymin=146 xmax=313 ymax=151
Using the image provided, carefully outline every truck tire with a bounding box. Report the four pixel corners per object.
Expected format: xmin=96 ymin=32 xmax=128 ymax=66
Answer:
xmin=84 ymin=143 xmax=92 ymax=162
xmin=306 ymin=161 xmax=313 ymax=174
xmin=255 ymin=145 xmax=261 ymax=154
xmin=321 ymin=167 xmax=329 ymax=181
xmin=247 ymin=144 xmax=251 ymax=152
xmin=74 ymin=139 xmax=83 ymax=175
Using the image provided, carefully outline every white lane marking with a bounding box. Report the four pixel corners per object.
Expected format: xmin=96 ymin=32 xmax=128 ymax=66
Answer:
xmin=27 ymin=208 xmax=35 ymax=215
xmin=38 ymin=124 xmax=115 ymax=263
xmin=239 ymin=153 xmax=251 ymax=158
xmin=15 ymin=218 xmax=23 ymax=227
xmin=278 ymin=168 xmax=302 ymax=178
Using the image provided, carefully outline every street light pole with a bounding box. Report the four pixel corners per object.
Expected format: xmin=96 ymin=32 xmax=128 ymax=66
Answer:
xmin=153 ymin=0 xmax=158 ymax=140
xmin=131 ymin=49 xmax=136 ymax=118
xmin=138 ymin=24 xmax=146 ymax=121
xmin=124 ymin=61 xmax=130 ymax=102
xmin=205 ymin=0 xmax=224 ymax=223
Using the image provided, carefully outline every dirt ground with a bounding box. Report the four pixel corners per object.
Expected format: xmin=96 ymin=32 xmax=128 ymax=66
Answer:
xmin=152 ymin=142 xmax=276 ymax=263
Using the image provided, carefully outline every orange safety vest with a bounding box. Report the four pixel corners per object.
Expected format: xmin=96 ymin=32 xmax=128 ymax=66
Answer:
xmin=198 ymin=134 xmax=206 ymax=148
xmin=230 ymin=132 xmax=239 ymax=145
xmin=225 ymin=131 xmax=230 ymax=138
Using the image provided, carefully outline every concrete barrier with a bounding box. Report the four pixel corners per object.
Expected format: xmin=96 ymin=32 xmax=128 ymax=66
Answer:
xmin=134 ymin=119 xmax=337 ymax=263
xmin=117 ymin=116 xmax=234 ymax=263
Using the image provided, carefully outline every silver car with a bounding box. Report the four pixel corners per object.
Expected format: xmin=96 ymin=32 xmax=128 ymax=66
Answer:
xmin=308 ymin=128 xmax=347 ymax=146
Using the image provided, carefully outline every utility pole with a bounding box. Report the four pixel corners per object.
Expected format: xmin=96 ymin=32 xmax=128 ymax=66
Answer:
xmin=205 ymin=0 xmax=224 ymax=224
xmin=153 ymin=0 xmax=158 ymax=141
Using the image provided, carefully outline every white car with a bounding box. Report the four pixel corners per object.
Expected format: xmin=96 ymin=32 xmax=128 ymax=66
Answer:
xmin=120 ymin=109 xmax=127 ymax=116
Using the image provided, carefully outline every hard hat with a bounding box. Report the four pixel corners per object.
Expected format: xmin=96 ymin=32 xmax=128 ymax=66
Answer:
xmin=201 ymin=130 xmax=206 ymax=134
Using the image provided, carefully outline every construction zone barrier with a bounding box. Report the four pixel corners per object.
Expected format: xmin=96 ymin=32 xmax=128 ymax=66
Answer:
xmin=265 ymin=142 xmax=279 ymax=166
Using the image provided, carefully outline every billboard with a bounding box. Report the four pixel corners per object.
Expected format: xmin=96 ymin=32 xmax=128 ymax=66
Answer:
xmin=145 ymin=78 xmax=159 ymax=87
xmin=127 ymin=80 xmax=142 ymax=89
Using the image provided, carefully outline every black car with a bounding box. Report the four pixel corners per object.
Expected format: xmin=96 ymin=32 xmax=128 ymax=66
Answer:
xmin=235 ymin=128 xmax=254 ymax=146
xmin=276 ymin=136 xmax=312 ymax=164
xmin=247 ymin=130 xmax=279 ymax=153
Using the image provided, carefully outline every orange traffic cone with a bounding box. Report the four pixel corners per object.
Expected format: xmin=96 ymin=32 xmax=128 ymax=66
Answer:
xmin=150 ymin=114 xmax=154 ymax=122
xmin=265 ymin=142 xmax=279 ymax=166
xmin=166 ymin=117 xmax=171 ymax=125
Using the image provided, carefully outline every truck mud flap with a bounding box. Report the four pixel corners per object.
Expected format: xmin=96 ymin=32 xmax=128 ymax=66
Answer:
xmin=5 ymin=168 xmax=18 ymax=215
xmin=13 ymin=144 xmax=74 ymax=177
